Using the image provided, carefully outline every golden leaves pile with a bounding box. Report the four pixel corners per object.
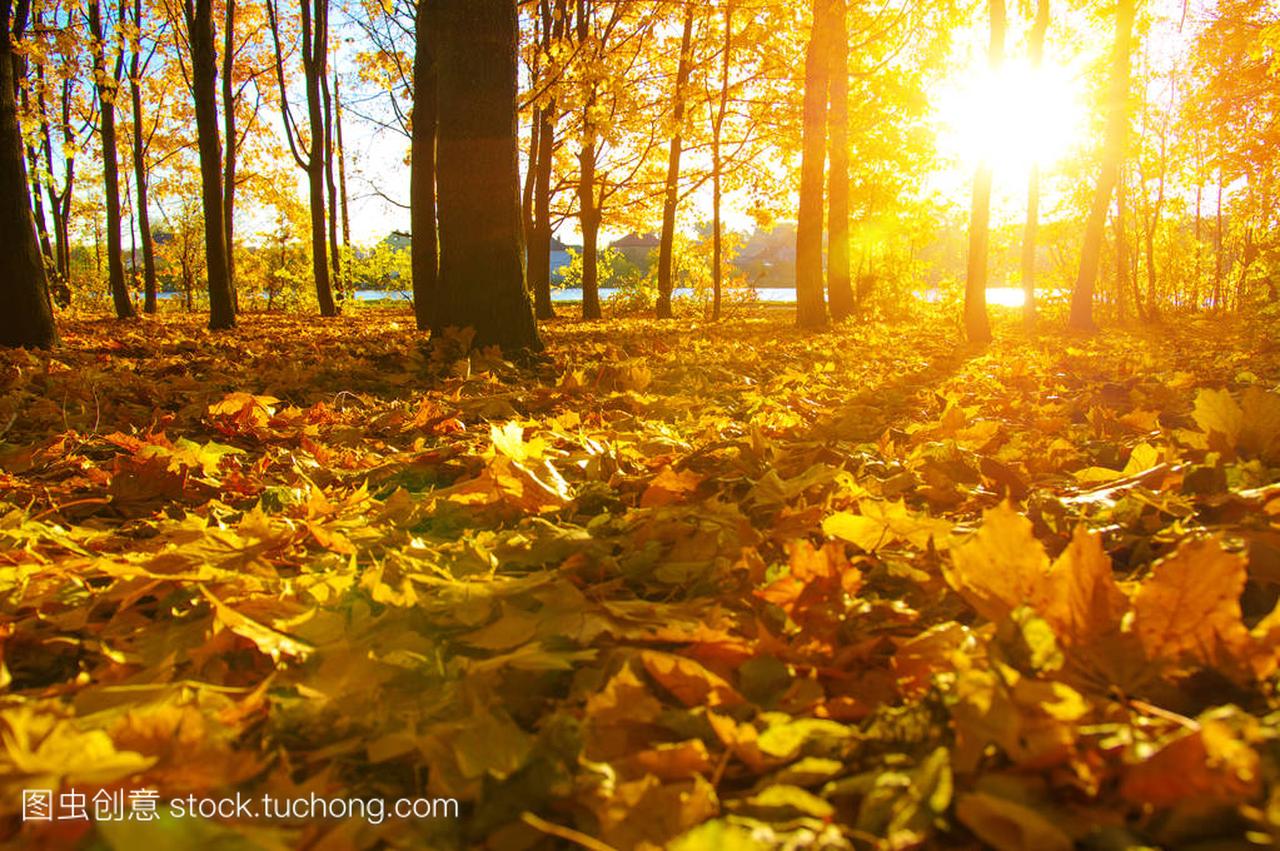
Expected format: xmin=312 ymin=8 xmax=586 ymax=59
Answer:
xmin=2 ymin=310 xmax=1280 ymax=849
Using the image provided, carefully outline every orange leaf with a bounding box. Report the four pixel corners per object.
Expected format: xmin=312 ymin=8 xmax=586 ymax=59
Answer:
xmin=640 ymin=467 xmax=705 ymax=508
xmin=1131 ymin=537 xmax=1252 ymax=669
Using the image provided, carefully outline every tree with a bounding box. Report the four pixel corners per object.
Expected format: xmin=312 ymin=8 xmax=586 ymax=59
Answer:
xmin=431 ymin=0 xmax=540 ymax=352
xmin=795 ymin=0 xmax=833 ymax=329
xmin=710 ymin=0 xmax=732 ymax=321
xmin=88 ymin=0 xmax=135 ymax=319
xmin=826 ymin=0 xmax=854 ymax=320
xmin=127 ymin=0 xmax=159 ymax=312
xmin=267 ymin=0 xmax=337 ymax=316
xmin=1020 ymin=0 xmax=1049 ymax=328
xmin=963 ymin=0 xmax=1004 ymax=345
xmin=410 ymin=0 xmax=436 ymax=331
xmin=1068 ymin=0 xmax=1135 ymax=331
xmin=523 ymin=0 xmax=566 ymax=322
xmin=654 ymin=2 xmax=695 ymax=320
xmin=182 ymin=0 xmax=235 ymax=328
xmin=0 ymin=0 xmax=58 ymax=347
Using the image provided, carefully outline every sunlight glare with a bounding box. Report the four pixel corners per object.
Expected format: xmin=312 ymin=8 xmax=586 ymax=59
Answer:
xmin=985 ymin=286 xmax=1026 ymax=308
xmin=935 ymin=57 xmax=1087 ymax=176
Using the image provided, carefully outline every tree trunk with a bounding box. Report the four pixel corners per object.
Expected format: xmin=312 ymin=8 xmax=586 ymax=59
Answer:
xmin=711 ymin=1 xmax=732 ymax=322
xmin=334 ymin=73 xmax=351 ymax=261
xmin=433 ymin=0 xmax=540 ymax=352
xmin=1190 ymin=178 xmax=1201 ymax=310
xmin=322 ymin=67 xmax=343 ymax=300
xmin=529 ymin=98 xmax=556 ymax=319
xmin=222 ymin=0 xmax=237 ymax=310
xmin=655 ymin=4 xmax=695 ymax=320
xmin=1068 ymin=0 xmax=1134 ymax=332
xmin=302 ymin=0 xmax=337 ymax=316
xmin=795 ymin=0 xmax=832 ymax=329
xmin=1021 ymin=0 xmax=1049 ymax=328
xmin=578 ymin=94 xmax=601 ymax=321
xmin=1213 ymin=169 xmax=1223 ymax=311
xmin=89 ymin=0 xmax=134 ymax=319
xmin=964 ymin=0 xmax=1004 ymax=345
xmin=1115 ymin=173 xmax=1133 ymax=321
xmin=826 ymin=0 xmax=854 ymax=320
xmin=410 ymin=0 xmax=437 ymax=331
xmin=0 ymin=0 xmax=58 ymax=347
xmin=527 ymin=0 xmax=558 ymax=321
xmin=131 ymin=0 xmax=157 ymax=314
xmin=185 ymin=0 xmax=235 ymax=329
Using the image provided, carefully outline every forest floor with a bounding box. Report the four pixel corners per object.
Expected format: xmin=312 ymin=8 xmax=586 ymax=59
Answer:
xmin=4 ymin=307 xmax=1280 ymax=849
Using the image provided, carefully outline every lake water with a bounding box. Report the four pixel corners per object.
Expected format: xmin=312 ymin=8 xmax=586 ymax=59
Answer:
xmin=352 ymin=286 xmax=1040 ymax=307
xmin=352 ymin=287 xmax=801 ymax=303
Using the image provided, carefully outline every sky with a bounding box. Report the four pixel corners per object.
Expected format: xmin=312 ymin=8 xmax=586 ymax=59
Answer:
xmin=325 ymin=0 xmax=1200 ymax=248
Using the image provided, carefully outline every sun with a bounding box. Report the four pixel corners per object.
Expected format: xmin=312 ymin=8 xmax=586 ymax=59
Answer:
xmin=934 ymin=56 xmax=1088 ymax=178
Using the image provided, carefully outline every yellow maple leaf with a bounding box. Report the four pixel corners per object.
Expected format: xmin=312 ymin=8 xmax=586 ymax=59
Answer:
xmin=1131 ymin=536 xmax=1252 ymax=669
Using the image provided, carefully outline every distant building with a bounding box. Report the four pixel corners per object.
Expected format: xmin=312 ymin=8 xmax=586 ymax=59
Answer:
xmin=550 ymin=236 xmax=575 ymax=283
xmin=609 ymin=232 xmax=660 ymax=273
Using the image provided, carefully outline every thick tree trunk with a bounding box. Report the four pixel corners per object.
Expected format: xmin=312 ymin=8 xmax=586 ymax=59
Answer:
xmin=1021 ymin=0 xmax=1049 ymax=328
xmin=89 ymin=0 xmax=134 ymax=319
xmin=826 ymin=0 xmax=854 ymax=320
xmin=964 ymin=0 xmax=1004 ymax=344
xmin=222 ymin=0 xmax=237 ymax=309
xmin=411 ymin=0 xmax=437 ymax=331
xmin=302 ymin=0 xmax=337 ymax=316
xmin=795 ymin=0 xmax=832 ymax=329
xmin=433 ymin=0 xmax=540 ymax=351
xmin=655 ymin=4 xmax=695 ymax=320
xmin=0 ymin=0 xmax=58 ymax=347
xmin=185 ymin=0 xmax=235 ymax=329
xmin=1068 ymin=0 xmax=1134 ymax=331
xmin=130 ymin=0 xmax=157 ymax=314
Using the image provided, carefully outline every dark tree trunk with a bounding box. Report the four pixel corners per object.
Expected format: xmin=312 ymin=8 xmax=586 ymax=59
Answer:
xmin=711 ymin=1 xmax=732 ymax=322
xmin=334 ymin=73 xmax=351 ymax=259
xmin=21 ymin=136 xmax=52 ymax=263
xmin=131 ymin=0 xmax=157 ymax=313
xmin=89 ymin=0 xmax=134 ymax=319
xmin=1021 ymin=0 xmax=1049 ymax=328
xmin=41 ymin=72 xmax=74 ymax=293
xmin=826 ymin=0 xmax=854 ymax=320
xmin=655 ymin=4 xmax=695 ymax=320
xmin=322 ymin=67 xmax=342 ymax=299
xmin=1068 ymin=0 xmax=1135 ymax=331
xmin=410 ymin=0 xmax=437 ymax=331
xmin=795 ymin=0 xmax=832 ymax=329
xmin=964 ymin=0 xmax=1004 ymax=345
xmin=302 ymin=0 xmax=336 ymax=316
xmin=527 ymin=0 xmax=558 ymax=321
xmin=184 ymin=0 xmax=235 ymax=329
xmin=529 ymin=98 xmax=555 ymax=319
xmin=222 ymin=0 xmax=237 ymax=309
xmin=0 ymin=0 xmax=58 ymax=347
xmin=433 ymin=0 xmax=540 ymax=352
xmin=578 ymin=96 xmax=601 ymax=321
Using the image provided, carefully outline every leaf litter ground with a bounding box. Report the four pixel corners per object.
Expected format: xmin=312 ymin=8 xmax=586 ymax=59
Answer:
xmin=4 ymin=309 xmax=1280 ymax=849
